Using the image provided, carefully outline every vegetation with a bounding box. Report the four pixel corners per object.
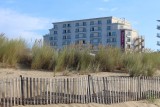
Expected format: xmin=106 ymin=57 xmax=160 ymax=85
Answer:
xmin=1 ymin=34 xmax=160 ymax=76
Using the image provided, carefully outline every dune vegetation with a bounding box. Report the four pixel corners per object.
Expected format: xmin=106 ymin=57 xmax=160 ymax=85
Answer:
xmin=0 ymin=33 xmax=160 ymax=76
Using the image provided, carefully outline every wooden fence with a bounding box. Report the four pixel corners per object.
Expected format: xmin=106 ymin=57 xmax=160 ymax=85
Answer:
xmin=0 ymin=75 xmax=160 ymax=107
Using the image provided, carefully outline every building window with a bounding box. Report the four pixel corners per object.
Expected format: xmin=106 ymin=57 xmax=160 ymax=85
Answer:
xmin=90 ymin=27 xmax=94 ymax=31
xmin=75 ymin=23 xmax=79 ymax=26
xmin=112 ymin=32 xmax=116 ymax=36
xmin=107 ymin=19 xmax=111 ymax=24
xmin=108 ymin=32 xmax=112 ymax=36
xmin=90 ymin=21 xmax=94 ymax=25
xmin=67 ymin=35 xmax=71 ymax=39
xmin=63 ymin=30 xmax=67 ymax=34
xmin=83 ymin=22 xmax=86 ymax=26
xmin=127 ymin=38 xmax=130 ymax=42
xmin=49 ymin=37 xmax=53 ymax=40
xmin=83 ymin=28 xmax=86 ymax=32
xmin=98 ymin=32 xmax=101 ymax=36
xmin=98 ymin=27 xmax=101 ymax=31
xmin=82 ymin=40 xmax=86 ymax=44
xmin=54 ymin=36 xmax=57 ymax=40
xmin=54 ymin=25 xmax=58 ymax=29
xmin=54 ymin=31 xmax=58 ymax=34
xmin=107 ymin=26 xmax=111 ymax=30
xmin=63 ymin=36 xmax=67 ymax=39
xmin=98 ymin=20 xmax=102 ymax=24
xmin=67 ymin=29 xmax=71 ymax=33
xmin=107 ymin=39 xmax=110 ymax=43
xmin=75 ymin=28 xmax=79 ymax=32
xmin=112 ymin=38 xmax=116 ymax=42
xmin=63 ymin=24 xmax=66 ymax=28
xmin=67 ymin=24 xmax=71 ymax=27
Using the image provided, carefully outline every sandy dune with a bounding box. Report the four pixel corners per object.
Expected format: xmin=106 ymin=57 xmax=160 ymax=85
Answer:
xmin=13 ymin=100 xmax=160 ymax=107
xmin=0 ymin=68 xmax=129 ymax=79
xmin=1 ymin=68 xmax=160 ymax=107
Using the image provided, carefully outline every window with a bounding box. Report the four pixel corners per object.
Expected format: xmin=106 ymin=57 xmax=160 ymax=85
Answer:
xmin=67 ymin=29 xmax=71 ymax=33
xmin=98 ymin=27 xmax=101 ymax=31
xmin=54 ymin=31 xmax=58 ymax=34
xmin=112 ymin=38 xmax=116 ymax=42
xmin=98 ymin=20 xmax=102 ymax=24
xmin=67 ymin=35 xmax=71 ymax=39
xmin=107 ymin=39 xmax=110 ymax=43
xmin=49 ymin=37 xmax=53 ymax=40
xmin=83 ymin=40 xmax=86 ymax=44
xmin=112 ymin=32 xmax=116 ymax=36
xmin=107 ymin=26 xmax=111 ymax=30
xmin=63 ymin=24 xmax=66 ymax=28
xmin=75 ymin=28 xmax=79 ymax=32
xmin=108 ymin=32 xmax=112 ymax=36
xmin=75 ymin=23 xmax=79 ymax=26
xmin=54 ymin=25 xmax=58 ymax=29
xmin=83 ymin=22 xmax=86 ymax=26
xmin=67 ymin=24 xmax=71 ymax=27
xmin=90 ymin=27 xmax=94 ymax=31
xmin=63 ymin=36 xmax=67 ymax=39
xmin=83 ymin=28 xmax=86 ymax=32
xmin=98 ymin=32 xmax=101 ymax=37
xmin=90 ymin=21 xmax=94 ymax=25
xmin=107 ymin=19 xmax=111 ymax=24
xmin=63 ymin=30 xmax=67 ymax=34
xmin=54 ymin=36 xmax=57 ymax=40
xmin=127 ymin=38 xmax=130 ymax=42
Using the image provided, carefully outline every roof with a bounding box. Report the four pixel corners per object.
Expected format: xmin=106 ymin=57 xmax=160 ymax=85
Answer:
xmin=52 ymin=16 xmax=114 ymax=24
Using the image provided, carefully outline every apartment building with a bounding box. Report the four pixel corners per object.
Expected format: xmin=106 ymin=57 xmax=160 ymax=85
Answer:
xmin=157 ymin=20 xmax=160 ymax=51
xmin=44 ymin=16 xmax=144 ymax=51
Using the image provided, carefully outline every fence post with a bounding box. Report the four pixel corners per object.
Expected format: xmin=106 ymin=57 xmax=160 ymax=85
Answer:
xmin=137 ymin=76 xmax=142 ymax=100
xmin=87 ymin=75 xmax=91 ymax=103
xmin=20 ymin=75 xmax=24 ymax=106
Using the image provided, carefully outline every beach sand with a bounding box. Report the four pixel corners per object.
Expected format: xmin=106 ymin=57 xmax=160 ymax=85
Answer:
xmin=0 ymin=68 xmax=160 ymax=107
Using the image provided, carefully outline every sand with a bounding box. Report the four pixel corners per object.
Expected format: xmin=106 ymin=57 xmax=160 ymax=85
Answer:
xmin=13 ymin=100 xmax=160 ymax=107
xmin=0 ymin=68 xmax=160 ymax=107
xmin=0 ymin=68 xmax=129 ymax=79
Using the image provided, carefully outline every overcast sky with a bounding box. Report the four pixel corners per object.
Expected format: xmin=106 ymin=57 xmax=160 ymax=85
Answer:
xmin=0 ymin=0 xmax=159 ymax=50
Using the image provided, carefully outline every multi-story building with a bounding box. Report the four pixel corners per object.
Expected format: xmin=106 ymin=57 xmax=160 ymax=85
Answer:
xmin=157 ymin=20 xmax=160 ymax=51
xmin=44 ymin=16 xmax=144 ymax=51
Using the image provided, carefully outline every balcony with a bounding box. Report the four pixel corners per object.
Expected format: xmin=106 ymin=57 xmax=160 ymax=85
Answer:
xmin=90 ymin=35 xmax=101 ymax=38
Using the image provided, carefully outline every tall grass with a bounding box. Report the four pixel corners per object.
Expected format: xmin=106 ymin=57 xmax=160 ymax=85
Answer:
xmin=0 ymin=34 xmax=27 ymax=67
xmin=31 ymin=41 xmax=57 ymax=70
xmin=95 ymin=47 xmax=123 ymax=72
xmin=0 ymin=34 xmax=160 ymax=76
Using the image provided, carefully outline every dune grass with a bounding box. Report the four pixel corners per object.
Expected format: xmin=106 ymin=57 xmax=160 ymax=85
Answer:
xmin=0 ymin=34 xmax=27 ymax=67
xmin=0 ymin=34 xmax=160 ymax=76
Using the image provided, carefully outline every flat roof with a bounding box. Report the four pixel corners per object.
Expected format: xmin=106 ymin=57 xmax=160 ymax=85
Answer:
xmin=52 ymin=16 xmax=114 ymax=24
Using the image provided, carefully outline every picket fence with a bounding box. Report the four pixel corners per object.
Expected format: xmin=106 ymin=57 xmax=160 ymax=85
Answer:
xmin=0 ymin=75 xmax=160 ymax=107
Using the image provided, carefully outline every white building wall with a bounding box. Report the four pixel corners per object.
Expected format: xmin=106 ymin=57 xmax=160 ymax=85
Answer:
xmin=44 ymin=16 xmax=143 ymax=51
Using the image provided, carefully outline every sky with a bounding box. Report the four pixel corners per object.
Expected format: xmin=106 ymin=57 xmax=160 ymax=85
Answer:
xmin=0 ymin=0 xmax=159 ymax=50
